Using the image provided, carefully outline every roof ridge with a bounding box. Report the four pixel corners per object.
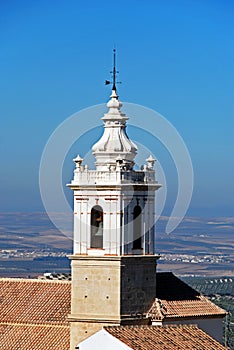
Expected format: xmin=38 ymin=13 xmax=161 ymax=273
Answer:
xmin=105 ymin=324 xmax=200 ymax=330
xmin=0 ymin=278 xmax=71 ymax=284
xmin=0 ymin=322 xmax=69 ymax=328
xmin=163 ymin=297 xmax=202 ymax=303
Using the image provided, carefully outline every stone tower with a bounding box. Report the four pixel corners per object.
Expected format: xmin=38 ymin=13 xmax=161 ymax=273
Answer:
xmin=68 ymin=57 xmax=161 ymax=350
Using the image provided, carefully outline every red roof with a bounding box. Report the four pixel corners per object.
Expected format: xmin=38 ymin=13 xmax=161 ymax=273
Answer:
xmin=0 ymin=323 xmax=70 ymax=350
xmin=0 ymin=278 xmax=71 ymax=325
xmin=148 ymin=296 xmax=226 ymax=320
xmin=147 ymin=273 xmax=226 ymax=320
xmin=0 ymin=278 xmax=71 ymax=350
xmin=105 ymin=325 xmax=227 ymax=350
xmin=0 ymin=273 xmax=227 ymax=350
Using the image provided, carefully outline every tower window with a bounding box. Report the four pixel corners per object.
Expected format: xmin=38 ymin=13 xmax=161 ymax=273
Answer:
xmin=133 ymin=205 xmax=142 ymax=249
xmin=91 ymin=205 xmax=103 ymax=248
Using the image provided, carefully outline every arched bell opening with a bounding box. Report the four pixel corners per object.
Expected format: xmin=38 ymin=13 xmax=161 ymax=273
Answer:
xmin=90 ymin=205 xmax=103 ymax=248
xmin=133 ymin=205 xmax=142 ymax=249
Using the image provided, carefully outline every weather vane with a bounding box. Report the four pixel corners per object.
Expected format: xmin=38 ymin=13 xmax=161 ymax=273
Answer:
xmin=105 ymin=48 xmax=121 ymax=91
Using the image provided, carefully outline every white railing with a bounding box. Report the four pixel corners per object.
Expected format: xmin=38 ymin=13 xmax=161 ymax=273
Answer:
xmin=71 ymin=169 xmax=156 ymax=186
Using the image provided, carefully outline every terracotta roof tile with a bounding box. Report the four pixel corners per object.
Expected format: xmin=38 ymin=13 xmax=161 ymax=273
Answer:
xmin=0 ymin=323 xmax=70 ymax=350
xmin=147 ymin=273 xmax=227 ymax=320
xmin=0 ymin=279 xmax=71 ymax=350
xmin=148 ymin=296 xmax=226 ymax=320
xmin=0 ymin=274 xmax=227 ymax=350
xmin=105 ymin=325 xmax=227 ymax=350
xmin=0 ymin=278 xmax=71 ymax=325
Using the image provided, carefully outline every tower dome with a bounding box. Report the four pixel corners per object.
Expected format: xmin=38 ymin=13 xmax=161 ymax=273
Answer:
xmin=92 ymin=89 xmax=137 ymax=171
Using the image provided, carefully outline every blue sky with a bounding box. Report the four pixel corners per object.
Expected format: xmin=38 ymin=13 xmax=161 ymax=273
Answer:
xmin=0 ymin=0 xmax=233 ymax=216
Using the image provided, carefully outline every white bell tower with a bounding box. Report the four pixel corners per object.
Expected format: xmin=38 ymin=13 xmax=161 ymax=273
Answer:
xmin=68 ymin=86 xmax=160 ymax=256
xmin=68 ymin=50 xmax=161 ymax=350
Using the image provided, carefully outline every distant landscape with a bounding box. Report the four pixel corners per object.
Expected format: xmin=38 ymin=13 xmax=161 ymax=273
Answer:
xmin=157 ymin=216 xmax=234 ymax=276
xmin=1 ymin=212 xmax=233 ymax=348
xmin=0 ymin=212 xmax=233 ymax=278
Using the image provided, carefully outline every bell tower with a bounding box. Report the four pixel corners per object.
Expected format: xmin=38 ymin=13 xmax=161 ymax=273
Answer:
xmin=68 ymin=51 xmax=161 ymax=350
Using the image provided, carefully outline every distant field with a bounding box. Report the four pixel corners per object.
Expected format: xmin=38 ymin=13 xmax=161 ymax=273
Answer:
xmin=156 ymin=216 xmax=234 ymax=276
xmin=182 ymin=276 xmax=234 ymax=350
xmin=0 ymin=257 xmax=71 ymax=278
xmin=0 ymin=212 xmax=73 ymax=251
xmin=0 ymin=212 xmax=233 ymax=277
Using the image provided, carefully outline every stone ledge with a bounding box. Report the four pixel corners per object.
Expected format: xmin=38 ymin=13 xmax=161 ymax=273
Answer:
xmin=68 ymin=254 xmax=160 ymax=261
xmin=68 ymin=314 xmax=121 ymax=323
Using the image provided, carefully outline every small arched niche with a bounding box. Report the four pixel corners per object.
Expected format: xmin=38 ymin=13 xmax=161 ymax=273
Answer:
xmin=133 ymin=205 xmax=142 ymax=250
xmin=90 ymin=205 xmax=103 ymax=248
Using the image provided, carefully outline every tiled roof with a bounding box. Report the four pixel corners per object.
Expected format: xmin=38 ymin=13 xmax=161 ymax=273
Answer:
xmin=147 ymin=273 xmax=226 ymax=320
xmin=0 ymin=323 xmax=70 ymax=350
xmin=0 ymin=278 xmax=71 ymax=325
xmin=105 ymin=325 xmax=227 ymax=350
xmin=0 ymin=278 xmax=71 ymax=350
xmin=148 ymin=296 xmax=226 ymax=320
xmin=0 ymin=273 xmax=227 ymax=350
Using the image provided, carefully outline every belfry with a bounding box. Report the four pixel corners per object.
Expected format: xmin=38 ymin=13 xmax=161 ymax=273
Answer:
xmin=67 ymin=51 xmax=161 ymax=349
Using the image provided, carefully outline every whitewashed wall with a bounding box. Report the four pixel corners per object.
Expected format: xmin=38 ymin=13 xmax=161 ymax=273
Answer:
xmin=73 ymin=186 xmax=156 ymax=256
xmin=78 ymin=329 xmax=132 ymax=350
xmin=164 ymin=317 xmax=224 ymax=344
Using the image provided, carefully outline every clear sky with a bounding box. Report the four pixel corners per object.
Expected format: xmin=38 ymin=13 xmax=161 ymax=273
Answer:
xmin=0 ymin=0 xmax=233 ymax=216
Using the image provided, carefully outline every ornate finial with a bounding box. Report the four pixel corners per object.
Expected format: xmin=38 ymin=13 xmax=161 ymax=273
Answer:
xmin=73 ymin=154 xmax=83 ymax=169
xmin=105 ymin=49 xmax=121 ymax=92
xmin=146 ymin=155 xmax=156 ymax=170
